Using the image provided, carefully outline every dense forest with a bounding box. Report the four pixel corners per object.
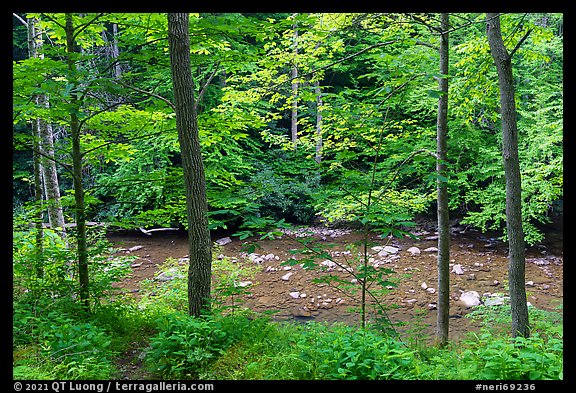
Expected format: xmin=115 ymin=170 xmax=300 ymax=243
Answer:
xmin=13 ymin=13 xmax=563 ymax=382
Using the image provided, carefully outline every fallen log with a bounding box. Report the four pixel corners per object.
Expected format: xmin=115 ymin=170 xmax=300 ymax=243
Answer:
xmin=139 ymin=227 xmax=180 ymax=236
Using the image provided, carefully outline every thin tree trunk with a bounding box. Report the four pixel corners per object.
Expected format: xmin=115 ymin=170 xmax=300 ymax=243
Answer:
xmin=32 ymin=114 xmax=45 ymax=280
xmin=65 ymin=13 xmax=90 ymax=311
xmin=111 ymin=23 xmax=122 ymax=79
xmin=314 ymin=77 xmax=323 ymax=164
xmin=26 ymin=16 xmax=67 ymax=244
xmin=167 ymin=13 xmax=213 ymax=317
xmin=486 ymin=13 xmax=530 ymax=338
xmin=291 ymin=18 xmax=299 ymax=150
xmin=313 ymin=41 xmax=323 ymax=164
xmin=37 ymin=95 xmax=66 ymax=236
xmin=25 ymin=16 xmax=45 ymax=279
xmin=435 ymin=13 xmax=450 ymax=347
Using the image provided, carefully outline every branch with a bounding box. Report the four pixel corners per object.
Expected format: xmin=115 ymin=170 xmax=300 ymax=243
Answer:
xmin=116 ymin=81 xmax=175 ymax=111
xmin=298 ymin=40 xmax=398 ymax=82
xmin=73 ymin=13 xmax=106 ymax=41
xmin=194 ymin=61 xmax=220 ymax=112
xmin=13 ymin=13 xmax=27 ymax=27
xmin=509 ymin=28 xmax=533 ymax=59
xmin=13 ymin=138 xmax=74 ymax=177
xmin=81 ymin=129 xmax=165 ymax=157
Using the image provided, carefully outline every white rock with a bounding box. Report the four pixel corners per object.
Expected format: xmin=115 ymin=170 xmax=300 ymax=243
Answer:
xmin=236 ymin=281 xmax=253 ymax=288
xmin=526 ymin=280 xmax=535 ymax=287
xmin=264 ymin=253 xmax=276 ymax=261
xmin=421 ymin=282 xmax=428 ymax=290
xmin=426 ymin=287 xmax=436 ymax=294
xmin=428 ymin=303 xmax=438 ymax=310
xmin=283 ymin=266 xmax=292 ymax=270
xmin=371 ymin=246 xmax=384 ymax=252
xmin=459 ymin=291 xmax=481 ymax=308
xmin=156 ymin=267 xmax=185 ymax=282
xmin=378 ymin=250 xmax=389 ymax=257
xmin=423 ymin=247 xmax=438 ymax=253
xmin=483 ymin=295 xmax=508 ymax=307
xmin=451 ymin=264 xmax=465 ymax=275
xmin=407 ymin=246 xmax=421 ymax=255
xmin=248 ymin=253 xmax=264 ymax=264
xmin=321 ymin=260 xmax=337 ymax=268
xmin=406 ymin=299 xmax=418 ymax=304
xmin=383 ymin=246 xmax=399 ymax=254
xmin=300 ymin=293 xmax=307 ymax=298
xmin=215 ymin=237 xmax=232 ymax=246
xmin=281 ymin=272 xmax=294 ymax=281
xmin=128 ymin=245 xmax=144 ymax=252
xmin=289 ymin=291 xmax=300 ymax=299
xmin=351 ymin=278 xmax=358 ymax=284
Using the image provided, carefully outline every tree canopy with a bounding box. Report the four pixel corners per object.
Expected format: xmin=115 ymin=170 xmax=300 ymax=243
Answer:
xmin=13 ymin=12 xmax=562 ymax=243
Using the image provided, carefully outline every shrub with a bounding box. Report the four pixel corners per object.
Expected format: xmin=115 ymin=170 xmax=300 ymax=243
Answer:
xmin=144 ymin=313 xmax=232 ymax=379
xmin=290 ymin=323 xmax=418 ymax=380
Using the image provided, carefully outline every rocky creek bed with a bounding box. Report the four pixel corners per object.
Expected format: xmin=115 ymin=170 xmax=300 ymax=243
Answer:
xmin=108 ymin=218 xmax=563 ymax=341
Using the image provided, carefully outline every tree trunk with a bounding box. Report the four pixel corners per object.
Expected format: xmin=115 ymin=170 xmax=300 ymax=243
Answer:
xmin=26 ymin=16 xmax=67 ymax=242
xmin=291 ymin=18 xmax=299 ymax=150
xmin=486 ymin=13 xmax=530 ymax=338
xmin=65 ymin=13 xmax=90 ymax=311
xmin=37 ymin=96 xmax=67 ymax=237
xmin=435 ymin=13 xmax=450 ymax=347
xmin=26 ymin=16 xmax=45 ymax=279
xmin=167 ymin=13 xmax=213 ymax=317
xmin=313 ymin=42 xmax=323 ymax=164
xmin=314 ymin=77 xmax=323 ymax=164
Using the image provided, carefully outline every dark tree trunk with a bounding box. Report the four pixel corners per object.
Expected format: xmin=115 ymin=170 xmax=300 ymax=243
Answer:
xmin=167 ymin=13 xmax=213 ymax=317
xmin=486 ymin=13 xmax=530 ymax=338
xmin=65 ymin=13 xmax=90 ymax=311
xmin=435 ymin=12 xmax=450 ymax=347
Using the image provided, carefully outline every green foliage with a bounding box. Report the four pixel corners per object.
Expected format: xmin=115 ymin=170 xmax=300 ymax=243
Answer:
xmin=13 ymin=296 xmax=117 ymax=380
xmin=144 ymin=313 xmax=232 ymax=379
xmin=290 ymin=323 xmax=417 ymax=379
xmin=245 ymin=160 xmax=320 ymax=224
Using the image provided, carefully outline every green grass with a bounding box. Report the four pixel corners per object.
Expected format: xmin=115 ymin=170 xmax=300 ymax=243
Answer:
xmin=13 ymin=245 xmax=563 ymax=381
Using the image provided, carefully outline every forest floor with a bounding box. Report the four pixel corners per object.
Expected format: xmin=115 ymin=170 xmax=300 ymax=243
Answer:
xmin=107 ymin=216 xmax=563 ymax=378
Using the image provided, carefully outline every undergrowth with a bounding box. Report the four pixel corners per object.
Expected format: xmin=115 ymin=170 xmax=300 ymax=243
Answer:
xmin=13 ymin=239 xmax=563 ymax=381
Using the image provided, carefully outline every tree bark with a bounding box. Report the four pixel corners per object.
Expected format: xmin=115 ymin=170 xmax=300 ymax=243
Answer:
xmin=26 ymin=16 xmax=67 ymax=242
xmin=314 ymin=77 xmax=323 ymax=164
xmin=167 ymin=13 xmax=213 ymax=317
xmin=65 ymin=13 xmax=90 ymax=311
xmin=291 ymin=18 xmax=299 ymax=150
xmin=435 ymin=13 xmax=450 ymax=347
xmin=37 ymin=96 xmax=67 ymax=237
xmin=25 ymin=16 xmax=45 ymax=278
xmin=313 ymin=42 xmax=323 ymax=164
xmin=486 ymin=13 xmax=530 ymax=338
